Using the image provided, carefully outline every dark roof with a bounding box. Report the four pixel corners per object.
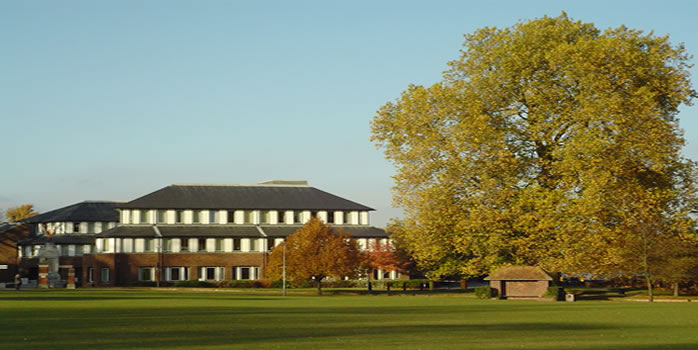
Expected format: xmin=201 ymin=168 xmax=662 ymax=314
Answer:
xmin=484 ymin=266 xmax=553 ymax=281
xmin=97 ymin=225 xmax=264 ymax=238
xmin=97 ymin=224 xmax=388 ymax=239
xmin=20 ymin=201 xmax=121 ymax=223
xmin=119 ymin=184 xmax=374 ymax=211
xmin=18 ymin=234 xmax=96 ymax=246
xmin=261 ymin=225 xmax=389 ymax=238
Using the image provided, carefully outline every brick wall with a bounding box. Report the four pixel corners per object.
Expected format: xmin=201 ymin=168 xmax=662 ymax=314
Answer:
xmin=81 ymin=252 xmax=266 ymax=287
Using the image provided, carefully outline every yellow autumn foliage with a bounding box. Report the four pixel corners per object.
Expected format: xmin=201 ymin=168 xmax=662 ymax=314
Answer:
xmin=371 ymin=14 xmax=697 ymax=278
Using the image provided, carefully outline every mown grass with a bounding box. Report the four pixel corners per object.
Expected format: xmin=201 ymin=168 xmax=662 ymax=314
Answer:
xmin=1 ymin=289 xmax=697 ymax=349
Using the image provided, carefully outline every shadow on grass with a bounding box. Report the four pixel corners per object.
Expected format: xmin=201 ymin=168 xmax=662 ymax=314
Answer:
xmin=0 ymin=306 xmax=625 ymax=349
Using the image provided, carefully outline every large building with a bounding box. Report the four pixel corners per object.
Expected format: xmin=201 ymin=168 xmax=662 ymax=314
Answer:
xmin=15 ymin=180 xmax=393 ymax=287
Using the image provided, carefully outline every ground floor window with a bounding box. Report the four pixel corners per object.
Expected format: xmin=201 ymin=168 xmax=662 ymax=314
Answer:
xmin=373 ymin=269 xmax=398 ymax=280
xmin=163 ymin=267 xmax=189 ymax=281
xmin=198 ymin=266 xmax=224 ymax=281
xmin=88 ymin=268 xmax=94 ymax=283
xmin=139 ymin=267 xmax=155 ymax=281
xmin=101 ymin=268 xmax=110 ymax=283
xmin=232 ymin=266 xmax=259 ymax=280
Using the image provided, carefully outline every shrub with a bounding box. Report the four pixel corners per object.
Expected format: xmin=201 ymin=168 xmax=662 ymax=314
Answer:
xmin=544 ymin=286 xmax=564 ymax=300
xmin=215 ymin=280 xmax=274 ymax=288
xmin=474 ymin=286 xmax=498 ymax=299
xmin=173 ymin=280 xmax=215 ymax=288
xmin=120 ymin=281 xmax=159 ymax=287
xmin=322 ymin=280 xmax=357 ymax=288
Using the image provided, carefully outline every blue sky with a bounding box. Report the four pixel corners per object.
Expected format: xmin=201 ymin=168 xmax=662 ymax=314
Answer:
xmin=2 ymin=1 xmax=697 ymax=227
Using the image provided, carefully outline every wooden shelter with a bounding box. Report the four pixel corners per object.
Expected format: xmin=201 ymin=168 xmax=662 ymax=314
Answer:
xmin=485 ymin=266 xmax=553 ymax=299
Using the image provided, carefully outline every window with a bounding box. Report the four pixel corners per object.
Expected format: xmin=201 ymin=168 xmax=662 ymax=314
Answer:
xmin=103 ymin=239 xmax=112 ymax=253
xmin=227 ymin=211 xmax=235 ymax=224
xmin=164 ymin=267 xmax=189 ymax=281
xmin=144 ymin=239 xmax=154 ymax=252
xmin=88 ymin=268 xmax=94 ymax=283
xmin=328 ymin=211 xmax=335 ymax=224
xmin=193 ymin=210 xmax=201 ymax=224
xmin=199 ymin=267 xmax=224 ymax=281
xmin=244 ymin=211 xmax=254 ymax=224
xmin=164 ymin=239 xmax=173 ymax=252
xmin=311 ymin=211 xmax=318 ymax=218
xmin=140 ymin=210 xmax=149 ymax=224
xmin=249 ymin=239 xmax=258 ymax=252
xmin=101 ymin=268 xmax=110 ymax=283
xmin=233 ymin=238 xmax=241 ymax=251
xmin=139 ymin=267 xmax=154 ymax=281
xmin=215 ymin=238 xmax=223 ymax=252
xmin=198 ymin=238 xmax=207 ymax=252
xmin=209 ymin=211 xmax=217 ymax=224
xmin=293 ymin=211 xmax=301 ymax=224
xmin=76 ymin=245 xmax=84 ymax=256
xmin=103 ymin=222 xmax=112 ymax=231
xmin=261 ymin=211 xmax=271 ymax=224
xmin=158 ymin=210 xmax=167 ymax=224
xmin=87 ymin=222 xmax=95 ymax=233
xmin=181 ymin=239 xmax=189 ymax=252
xmin=267 ymin=238 xmax=275 ymax=251
xmin=73 ymin=222 xmax=81 ymax=233
xmin=176 ymin=210 xmax=184 ymax=224
xmin=278 ymin=211 xmax=287 ymax=224
xmin=345 ymin=212 xmax=353 ymax=225
xmin=232 ymin=266 xmax=259 ymax=280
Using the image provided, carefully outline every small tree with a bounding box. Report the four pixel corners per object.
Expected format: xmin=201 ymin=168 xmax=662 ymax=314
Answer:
xmin=5 ymin=204 xmax=38 ymax=222
xmin=362 ymin=239 xmax=410 ymax=289
xmin=267 ymin=217 xmax=362 ymax=295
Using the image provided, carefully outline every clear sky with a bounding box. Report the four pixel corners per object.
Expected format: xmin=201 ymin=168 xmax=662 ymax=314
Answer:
xmin=2 ymin=0 xmax=697 ymax=227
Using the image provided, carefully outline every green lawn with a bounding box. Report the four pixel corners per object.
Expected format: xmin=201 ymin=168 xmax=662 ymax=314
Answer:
xmin=1 ymin=289 xmax=697 ymax=349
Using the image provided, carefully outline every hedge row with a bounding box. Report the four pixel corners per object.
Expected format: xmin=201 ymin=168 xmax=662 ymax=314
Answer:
xmin=168 ymin=279 xmax=435 ymax=289
xmin=474 ymin=286 xmax=498 ymax=299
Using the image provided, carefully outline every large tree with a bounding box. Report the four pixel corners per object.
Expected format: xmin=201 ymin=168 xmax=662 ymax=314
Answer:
xmin=371 ymin=14 xmax=697 ymax=278
xmin=266 ymin=217 xmax=362 ymax=295
xmin=5 ymin=204 xmax=38 ymax=222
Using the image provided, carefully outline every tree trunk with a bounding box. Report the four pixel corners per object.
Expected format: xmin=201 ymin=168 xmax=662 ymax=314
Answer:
xmin=315 ymin=279 xmax=322 ymax=296
xmin=673 ymin=282 xmax=679 ymax=297
xmin=644 ymin=274 xmax=653 ymax=302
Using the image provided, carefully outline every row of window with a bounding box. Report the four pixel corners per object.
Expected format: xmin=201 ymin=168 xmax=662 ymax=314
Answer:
xmin=122 ymin=209 xmax=369 ymax=226
xmin=97 ymin=237 xmax=279 ymax=254
xmin=137 ymin=266 xmax=260 ymax=282
xmin=19 ymin=238 xmax=391 ymax=258
xmin=81 ymin=266 xmax=399 ymax=284
xmin=20 ymin=244 xmax=93 ymax=258
xmin=38 ymin=222 xmax=116 ymax=235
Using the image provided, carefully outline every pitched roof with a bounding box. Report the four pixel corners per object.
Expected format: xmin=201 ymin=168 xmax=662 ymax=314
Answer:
xmin=261 ymin=225 xmax=389 ymax=238
xmin=19 ymin=234 xmax=96 ymax=245
xmin=96 ymin=225 xmax=264 ymax=238
xmin=97 ymin=224 xmax=388 ymax=239
xmin=119 ymin=184 xmax=374 ymax=211
xmin=484 ymin=266 xmax=553 ymax=281
xmin=20 ymin=201 xmax=121 ymax=223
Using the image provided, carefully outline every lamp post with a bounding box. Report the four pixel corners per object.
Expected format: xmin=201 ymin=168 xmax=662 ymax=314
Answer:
xmin=153 ymin=225 xmax=162 ymax=288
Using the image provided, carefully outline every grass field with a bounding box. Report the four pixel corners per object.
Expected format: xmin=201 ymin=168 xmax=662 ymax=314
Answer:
xmin=1 ymin=289 xmax=697 ymax=349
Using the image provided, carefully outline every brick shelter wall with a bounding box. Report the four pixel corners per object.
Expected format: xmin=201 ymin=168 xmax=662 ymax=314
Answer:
xmin=489 ymin=280 xmax=550 ymax=298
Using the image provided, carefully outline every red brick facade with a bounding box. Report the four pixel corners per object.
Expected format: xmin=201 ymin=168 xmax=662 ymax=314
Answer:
xmin=81 ymin=252 xmax=267 ymax=287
